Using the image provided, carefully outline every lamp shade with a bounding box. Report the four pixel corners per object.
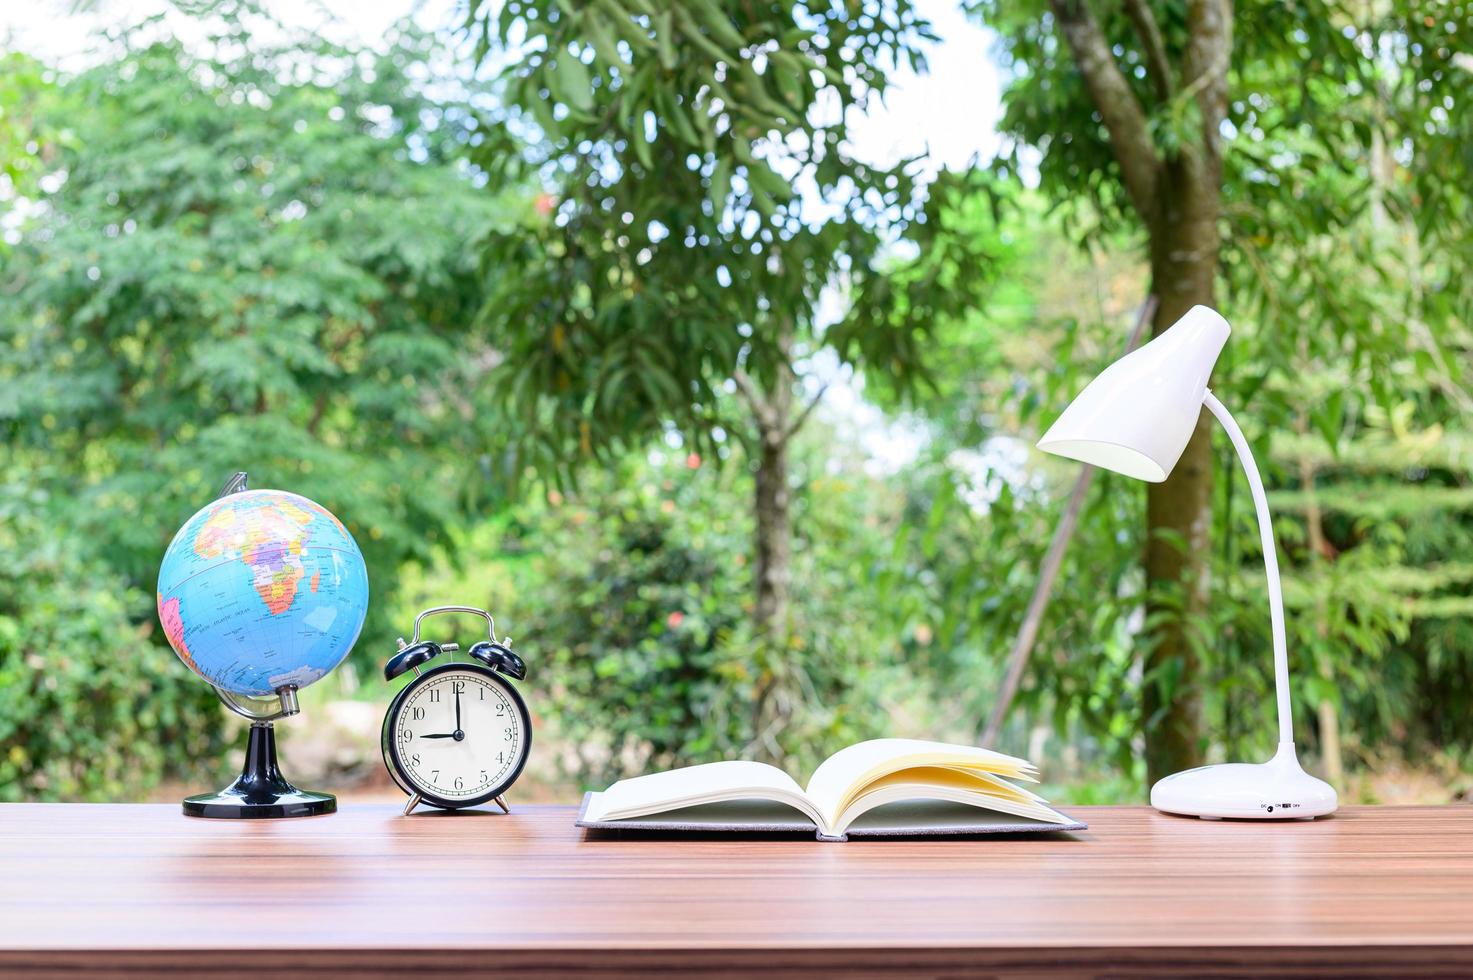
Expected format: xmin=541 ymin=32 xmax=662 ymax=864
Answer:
xmin=1037 ymin=305 xmax=1231 ymax=482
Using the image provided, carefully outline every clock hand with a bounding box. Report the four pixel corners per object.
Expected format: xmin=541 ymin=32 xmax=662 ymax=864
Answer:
xmin=420 ymin=733 xmax=457 ymax=739
xmin=455 ymin=686 xmax=462 ymax=733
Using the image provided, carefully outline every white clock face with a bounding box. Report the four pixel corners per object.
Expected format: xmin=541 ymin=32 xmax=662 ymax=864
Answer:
xmin=392 ymin=669 xmax=527 ymax=802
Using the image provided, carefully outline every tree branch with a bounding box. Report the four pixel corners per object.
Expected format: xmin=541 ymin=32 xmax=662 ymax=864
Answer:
xmin=731 ymin=367 xmax=777 ymax=433
xmin=1182 ymin=0 xmax=1233 ymax=157
xmin=707 ymin=398 xmax=759 ymax=455
xmin=980 ymin=296 xmax=1157 ymax=747
xmin=783 ymin=383 xmax=829 ymax=442
xmin=306 ymin=391 xmax=327 ymax=437
xmin=1049 ymin=0 xmax=1162 ymax=222
xmin=1123 ymin=0 xmax=1173 ymax=101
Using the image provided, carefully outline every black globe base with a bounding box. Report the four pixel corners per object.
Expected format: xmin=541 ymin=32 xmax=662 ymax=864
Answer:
xmin=183 ymin=721 xmax=336 ymax=819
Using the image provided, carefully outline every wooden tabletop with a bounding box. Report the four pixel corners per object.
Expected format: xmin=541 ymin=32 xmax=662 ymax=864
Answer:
xmin=1 ymin=803 xmax=1470 ymax=977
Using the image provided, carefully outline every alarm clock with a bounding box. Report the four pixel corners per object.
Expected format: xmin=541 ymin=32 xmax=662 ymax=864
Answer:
xmin=380 ymin=605 xmax=532 ymax=816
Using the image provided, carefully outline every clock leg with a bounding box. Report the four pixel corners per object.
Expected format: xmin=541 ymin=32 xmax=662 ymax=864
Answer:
xmin=494 ymin=795 xmax=510 ymax=814
xmin=403 ymin=792 xmax=422 ymax=816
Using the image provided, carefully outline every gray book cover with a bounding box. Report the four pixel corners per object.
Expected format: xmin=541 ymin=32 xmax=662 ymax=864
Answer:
xmin=575 ymin=792 xmax=1087 ymax=842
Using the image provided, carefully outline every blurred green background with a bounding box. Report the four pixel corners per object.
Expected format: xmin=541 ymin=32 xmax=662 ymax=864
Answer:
xmin=1 ymin=0 xmax=1469 ymax=806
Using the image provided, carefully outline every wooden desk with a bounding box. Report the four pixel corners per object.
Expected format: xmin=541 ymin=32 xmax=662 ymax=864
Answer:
xmin=1 ymin=803 xmax=1469 ymax=976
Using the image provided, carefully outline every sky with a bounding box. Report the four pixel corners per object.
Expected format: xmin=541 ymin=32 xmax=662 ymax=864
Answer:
xmin=1 ymin=0 xmax=1008 ymax=476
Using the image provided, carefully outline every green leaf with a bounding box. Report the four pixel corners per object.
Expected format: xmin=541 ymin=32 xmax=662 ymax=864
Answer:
xmin=655 ymin=11 xmax=675 ymax=70
xmin=631 ymin=116 xmax=653 ymax=169
xmin=555 ymin=55 xmax=595 ymax=111
xmin=688 ymin=0 xmax=746 ymax=52
xmin=586 ymin=16 xmax=625 ymax=68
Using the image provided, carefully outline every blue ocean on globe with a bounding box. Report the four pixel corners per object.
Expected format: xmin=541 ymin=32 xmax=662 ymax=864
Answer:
xmin=157 ymin=489 xmax=370 ymax=697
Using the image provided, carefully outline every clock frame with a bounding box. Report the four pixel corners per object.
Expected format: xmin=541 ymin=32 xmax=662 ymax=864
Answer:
xmin=381 ymin=661 xmax=533 ymax=814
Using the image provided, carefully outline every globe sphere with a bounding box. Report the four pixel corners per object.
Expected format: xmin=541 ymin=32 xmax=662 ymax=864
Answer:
xmin=157 ymin=488 xmax=369 ymax=697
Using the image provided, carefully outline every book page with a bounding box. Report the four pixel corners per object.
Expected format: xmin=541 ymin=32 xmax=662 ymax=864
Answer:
xmin=938 ymin=767 xmax=1048 ymax=802
xmin=805 ymin=739 xmax=1037 ymax=829
xmin=840 ymin=801 xmax=1076 ymax=836
xmin=582 ymin=760 xmax=824 ymax=829
xmin=831 ymin=767 xmax=1068 ymax=836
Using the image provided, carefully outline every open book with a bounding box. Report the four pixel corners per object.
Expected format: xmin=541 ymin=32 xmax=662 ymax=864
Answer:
xmin=576 ymin=738 xmax=1084 ymax=841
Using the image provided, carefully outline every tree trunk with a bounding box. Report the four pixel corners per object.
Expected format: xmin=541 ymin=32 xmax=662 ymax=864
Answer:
xmin=1045 ymin=0 xmax=1233 ymax=786
xmin=1142 ymin=159 xmax=1222 ymax=785
xmin=740 ymin=331 xmax=796 ymax=762
xmin=753 ymin=376 xmax=793 ymax=642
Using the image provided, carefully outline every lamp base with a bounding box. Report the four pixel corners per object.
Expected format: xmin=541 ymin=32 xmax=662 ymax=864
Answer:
xmin=1150 ymin=742 xmax=1337 ymax=820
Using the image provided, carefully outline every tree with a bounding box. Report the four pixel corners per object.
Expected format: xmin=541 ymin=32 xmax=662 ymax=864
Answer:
xmin=0 ymin=482 xmax=225 ymax=801
xmin=465 ymin=1 xmax=941 ymax=754
xmin=968 ymin=0 xmax=1470 ymax=780
xmin=964 ymin=0 xmax=1233 ymax=780
xmin=0 ymin=52 xmax=64 ymax=224
xmin=507 ymin=441 xmax=914 ymax=786
xmin=846 ymin=179 xmax=1159 ymax=776
xmin=0 ymin=15 xmax=508 ymax=677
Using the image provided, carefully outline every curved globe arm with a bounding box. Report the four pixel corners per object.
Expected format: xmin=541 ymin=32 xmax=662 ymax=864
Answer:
xmin=218 ymin=471 xmax=249 ymax=497
xmin=214 ymin=685 xmax=300 ymax=722
xmin=1203 ymin=391 xmax=1293 ymax=745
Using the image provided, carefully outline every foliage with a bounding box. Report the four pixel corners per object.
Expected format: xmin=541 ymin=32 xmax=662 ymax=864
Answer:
xmin=865 ymin=264 xmax=1153 ymax=775
xmin=0 ymin=52 xmax=67 ymax=215
xmin=520 ymin=455 xmax=754 ymax=783
xmin=848 ymin=108 xmax=1471 ymax=785
xmin=1 ymin=1 xmax=1469 ymax=807
xmin=843 ymin=0 xmax=1473 ymax=786
xmin=464 ymin=0 xmax=938 ymax=473
xmin=0 ymin=10 xmax=517 ymax=791
xmin=969 ymin=0 xmax=1470 ymax=431
xmin=1259 ymin=400 xmax=1473 ymax=768
xmin=464 ymin=1 xmax=966 ymax=765
xmin=0 ymin=486 xmax=223 ymax=800
xmin=0 ymin=15 xmax=507 ymax=660
xmin=514 ymin=440 xmax=924 ymax=787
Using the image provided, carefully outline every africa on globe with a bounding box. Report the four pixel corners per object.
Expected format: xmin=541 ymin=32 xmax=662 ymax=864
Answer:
xmin=157 ymin=488 xmax=369 ymax=698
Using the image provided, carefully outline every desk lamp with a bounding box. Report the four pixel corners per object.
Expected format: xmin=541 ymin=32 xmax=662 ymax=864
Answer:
xmin=1037 ymin=305 xmax=1337 ymax=820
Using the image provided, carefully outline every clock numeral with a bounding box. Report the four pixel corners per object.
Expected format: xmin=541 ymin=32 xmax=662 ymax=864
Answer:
xmin=397 ymin=673 xmax=522 ymax=802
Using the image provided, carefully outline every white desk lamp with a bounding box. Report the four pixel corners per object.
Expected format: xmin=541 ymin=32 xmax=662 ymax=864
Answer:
xmin=1038 ymin=305 xmax=1337 ymax=820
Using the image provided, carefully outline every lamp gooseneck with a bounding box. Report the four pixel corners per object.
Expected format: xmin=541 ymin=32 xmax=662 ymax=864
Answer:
xmin=1202 ymin=390 xmax=1293 ymax=746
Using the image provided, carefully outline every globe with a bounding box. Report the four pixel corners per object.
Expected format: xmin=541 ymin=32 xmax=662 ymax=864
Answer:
xmin=157 ymin=488 xmax=369 ymax=698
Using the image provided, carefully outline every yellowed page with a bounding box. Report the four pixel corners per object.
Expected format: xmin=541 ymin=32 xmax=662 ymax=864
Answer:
xmin=831 ymin=767 xmax=1066 ymax=835
xmin=942 ymin=763 xmax=1041 ymax=786
xmin=583 ymin=760 xmax=826 ymax=830
xmin=834 ymin=786 xmax=1069 ymax=835
xmin=930 ymin=767 xmax=1047 ymax=804
xmin=805 ymin=738 xmax=1037 ymax=829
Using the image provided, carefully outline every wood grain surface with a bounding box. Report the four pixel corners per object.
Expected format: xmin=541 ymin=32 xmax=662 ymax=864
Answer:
xmin=1 ymin=803 xmax=1470 ymax=977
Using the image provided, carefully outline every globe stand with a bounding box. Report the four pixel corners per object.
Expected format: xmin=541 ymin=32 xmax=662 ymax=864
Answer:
xmin=183 ymin=722 xmax=336 ymax=818
xmin=183 ymin=684 xmax=336 ymax=819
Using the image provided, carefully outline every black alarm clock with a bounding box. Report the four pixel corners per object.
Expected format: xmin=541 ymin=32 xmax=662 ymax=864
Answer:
xmin=380 ymin=605 xmax=532 ymax=816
